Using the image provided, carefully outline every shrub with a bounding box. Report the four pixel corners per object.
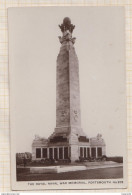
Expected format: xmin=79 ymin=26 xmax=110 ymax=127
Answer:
xmin=107 ymin=156 xmax=123 ymax=163
xmin=75 ymin=160 xmax=80 ymax=163
xmin=101 ymin=155 xmax=107 ymax=161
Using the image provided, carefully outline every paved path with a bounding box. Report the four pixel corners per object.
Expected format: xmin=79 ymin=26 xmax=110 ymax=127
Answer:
xmin=17 ymin=161 xmax=123 ymax=171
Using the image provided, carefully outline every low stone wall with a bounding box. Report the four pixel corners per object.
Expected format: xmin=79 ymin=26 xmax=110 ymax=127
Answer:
xmin=30 ymin=165 xmax=86 ymax=174
xmin=30 ymin=166 xmax=58 ymax=174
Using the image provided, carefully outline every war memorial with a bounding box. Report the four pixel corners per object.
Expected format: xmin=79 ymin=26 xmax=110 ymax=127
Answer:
xmin=32 ymin=17 xmax=106 ymax=162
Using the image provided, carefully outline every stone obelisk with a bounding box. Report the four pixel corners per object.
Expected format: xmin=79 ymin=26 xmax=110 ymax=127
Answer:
xmin=32 ymin=17 xmax=106 ymax=162
xmin=52 ymin=17 xmax=85 ymax=161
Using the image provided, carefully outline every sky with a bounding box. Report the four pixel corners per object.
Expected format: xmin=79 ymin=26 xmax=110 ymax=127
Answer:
xmin=8 ymin=7 xmax=126 ymax=156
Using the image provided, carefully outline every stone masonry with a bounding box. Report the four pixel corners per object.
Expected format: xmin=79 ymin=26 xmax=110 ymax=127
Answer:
xmin=32 ymin=17 xmax=106 ymax=162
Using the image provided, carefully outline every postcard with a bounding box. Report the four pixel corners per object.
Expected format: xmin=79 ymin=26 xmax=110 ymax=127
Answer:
xmin=8 ymin=6 xmax=127 ymax=190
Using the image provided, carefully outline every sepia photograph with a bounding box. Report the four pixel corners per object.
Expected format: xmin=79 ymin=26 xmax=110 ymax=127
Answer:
xmin=8 ymin=6 xmax=127 ymax=190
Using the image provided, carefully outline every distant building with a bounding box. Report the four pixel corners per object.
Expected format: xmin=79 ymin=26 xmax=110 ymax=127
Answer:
xmin=32 ymin=17 xmax=106 ymax=162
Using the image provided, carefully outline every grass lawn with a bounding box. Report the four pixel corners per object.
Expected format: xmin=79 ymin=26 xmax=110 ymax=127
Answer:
xmin=17 ymin=167 xmax=123 ymax=181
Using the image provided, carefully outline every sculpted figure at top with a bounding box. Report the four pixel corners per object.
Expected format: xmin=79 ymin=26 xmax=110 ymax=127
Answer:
xmin=58 ymin=17 xmax=76 ymax=44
